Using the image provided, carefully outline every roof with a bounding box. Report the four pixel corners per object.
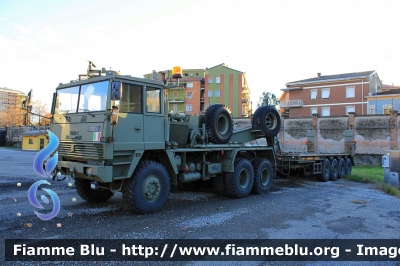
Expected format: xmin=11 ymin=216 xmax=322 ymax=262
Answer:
xmin=206 ymin=63 xmax=243 ymax=74
xmin=286 ymin=71 xmax=375 ymax=86
xmin=20 ymin=130 xmax=48 ymax=137
xmin=377 ymin=88 xmax=400 ymax=95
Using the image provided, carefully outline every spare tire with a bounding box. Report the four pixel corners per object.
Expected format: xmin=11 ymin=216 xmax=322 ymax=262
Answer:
xmin=258 ymin=106 xmax=281 ymax=137
xmin=204 ymin=104 xmax=233 ymax=144
xmin=252 ymin=106 xmax=263 ymax=130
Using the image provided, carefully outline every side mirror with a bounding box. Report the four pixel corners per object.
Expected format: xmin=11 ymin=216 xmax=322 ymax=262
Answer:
xmin=111 ymin=81 xmax=121 ymax=100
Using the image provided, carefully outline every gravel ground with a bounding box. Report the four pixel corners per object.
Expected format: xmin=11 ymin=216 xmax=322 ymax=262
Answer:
xmin=1 ymin=147 xmax=400 ymax=266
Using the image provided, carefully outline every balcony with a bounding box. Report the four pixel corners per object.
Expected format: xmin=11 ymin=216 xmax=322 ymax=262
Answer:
xmin=279 ymin=99 xmax=303 ymax=107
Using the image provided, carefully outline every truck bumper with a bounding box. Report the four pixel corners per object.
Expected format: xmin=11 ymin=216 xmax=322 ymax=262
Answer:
xmin=57 ymin=161 xmax=113 ymax=183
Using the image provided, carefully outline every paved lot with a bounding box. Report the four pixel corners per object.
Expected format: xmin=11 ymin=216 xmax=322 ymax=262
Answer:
xmin=1 ymin=147 xmax=400 ymax=265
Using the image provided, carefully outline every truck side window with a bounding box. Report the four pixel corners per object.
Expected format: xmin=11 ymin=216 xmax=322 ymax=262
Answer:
xmin=119 ymin=84 xmax=142 ymax=113
xmin=146 ymin=87 xmax=161 ymax=113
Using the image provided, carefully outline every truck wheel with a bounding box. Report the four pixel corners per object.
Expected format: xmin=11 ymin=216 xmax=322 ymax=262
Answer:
xmin=213 ymin=173 xmax=227 ymax=196
xmin=258 ymin=106 xmax=281 ymax=137
xmin=338 ymin=158 xmax=346 ymax=179
xmin=204 ymin=104 xmax=233 ymax=144
xmin=251 ymin=158 xmax=273 ymax=194
xmin=330 ymin=158 xmax=339 ymax=181
xmin=122 ymin=160 xmax=170 ymax=214
xmin=225 ymin=158 xmax=254 ymax=198
xmin=75 ymin=178 xmax=113 ymax=203
xmin=345 ymin=158 xmax=352 ymax=175
xmin=317 ymin=158 xmax=330 ymax=182
xmin=252 ymin=107 xmax=263 ymax=130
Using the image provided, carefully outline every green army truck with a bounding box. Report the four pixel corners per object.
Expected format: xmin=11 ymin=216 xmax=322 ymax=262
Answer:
xmin=49 ymin=63 xmax=282 ymax=214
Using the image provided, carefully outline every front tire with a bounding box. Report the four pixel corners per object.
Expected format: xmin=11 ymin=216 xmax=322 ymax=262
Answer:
xmin=75 ymin=178 xmax=113 ymax=203
xmin=122 ymin=160 xmax=170 ymax=214
xmin=251 ymin=158 xmax=273 ymax=193
xmin=224 ymin=158 xmax=254 ymax=198
xmin=338 ymin=158 xmax=346 ymax=179
xmin=345 ymin=158 xmax=352 ymax=175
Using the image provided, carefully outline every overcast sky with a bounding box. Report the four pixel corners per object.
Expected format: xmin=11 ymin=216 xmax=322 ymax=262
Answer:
xmin=1 ymin=0 xmax=399 ymax=111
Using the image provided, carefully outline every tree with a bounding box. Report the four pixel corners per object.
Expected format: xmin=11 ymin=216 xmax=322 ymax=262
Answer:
xmin=0 ymin=106 xmax=25 ymax=127
xmin=257 ymin=92 xmax=279 ymax=107
xmin=30 ymin=100 xmax=48 ymax=126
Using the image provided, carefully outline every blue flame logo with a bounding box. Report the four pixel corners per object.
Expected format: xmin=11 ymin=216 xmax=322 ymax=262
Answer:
xmin=28 ymin=180 xmax=61 ymax=221
xmin=29 ymin=130 xmax=61 ymax=220
xmin=33 ymin=130 xmax=59 ymax=177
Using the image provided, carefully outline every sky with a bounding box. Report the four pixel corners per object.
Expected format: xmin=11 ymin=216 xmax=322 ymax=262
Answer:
xmin=1 ymin=0 xmax=399 ymax=111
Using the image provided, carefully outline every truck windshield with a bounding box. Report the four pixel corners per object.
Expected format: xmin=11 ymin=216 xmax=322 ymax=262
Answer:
xmin=55 ymin=81 xmax=109 ymax=114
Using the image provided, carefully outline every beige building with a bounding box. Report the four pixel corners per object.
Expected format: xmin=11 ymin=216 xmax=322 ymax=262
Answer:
xmin=0 ymin=87 xmax=26 ymax=126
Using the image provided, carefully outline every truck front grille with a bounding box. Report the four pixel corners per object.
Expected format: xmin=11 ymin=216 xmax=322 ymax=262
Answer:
xmin=58 ymin=141 xmax=104 ymax=159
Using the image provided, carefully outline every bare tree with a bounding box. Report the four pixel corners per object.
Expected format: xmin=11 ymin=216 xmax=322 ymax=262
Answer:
xmin=30 ymin=100 xmax=48 ymax=126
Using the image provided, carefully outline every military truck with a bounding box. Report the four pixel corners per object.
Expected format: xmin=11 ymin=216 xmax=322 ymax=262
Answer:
xmin=49 ymin=63 xmax=282 ymax=214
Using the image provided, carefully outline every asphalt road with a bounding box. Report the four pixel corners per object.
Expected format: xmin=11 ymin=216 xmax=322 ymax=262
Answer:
xmin=1 ymin=148 xmax=400 ymax=266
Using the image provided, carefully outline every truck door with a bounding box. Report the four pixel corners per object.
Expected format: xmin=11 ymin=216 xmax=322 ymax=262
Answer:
xmin=113 ymin=83 xmax=144 ymax=150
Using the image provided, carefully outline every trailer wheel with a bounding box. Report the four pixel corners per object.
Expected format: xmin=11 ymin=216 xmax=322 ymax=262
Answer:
xmin=225 ymin=158 xmax=254 ymax=198
xmin=345 ymin=158 xmax=352 ymax=175
xmin=317 ymin=158 xmax=330 ymax=182
xmin=204 ymin=104 xmax=233 ymax=144
xmin=338 ymin=158 xmax=346 ymax=179
xmin=251 ymin=158 xmax=273 ymax=194
xmin=213 ymin=174 xmax=227 ymax=196
xmin=258 ymin=106 xmax=281 ymax=137
xmin=252 ymin=107 xmax=263 ymax=130
xmin=330 ymin=159 xmax=339 ymax=181
xmin=75 ymin=178 xmax=113 ymax=203
xmin=122 ymin=160 xmax=170 ymax=214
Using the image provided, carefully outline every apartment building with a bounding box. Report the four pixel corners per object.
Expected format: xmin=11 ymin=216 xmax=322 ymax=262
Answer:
xmin=0 ymin=87 xmax=26 ymax=126
xmin=279 ymin=71 xmax=382 ymax=117
xmin=144 ymin=64 xmax=251 ymax=118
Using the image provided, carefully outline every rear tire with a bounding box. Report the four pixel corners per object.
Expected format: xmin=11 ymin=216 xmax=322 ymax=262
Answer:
xmin=213 ymin=174 xmax=227 ymax=196
xmin=345 ymin=158 xmax=352 ymax=175
xmin=330 ymin=159 xmax=339 ymax=181
xmin=251 ymin=158 xmax=273 ymax=194
xmin=317 ymin=158 xmax=330 ymax=182
xmin=204 ymin=104 xmax=233 ymax=144
xmin=122 ymin=160 xmax=170 ymax=214
xmin=225 ymin=158 xmax=254 ymax=198
xmin=75 ymin=178 xmax=113 ymax=203
xmin=338 ymin=158 xmax=345 ymax=179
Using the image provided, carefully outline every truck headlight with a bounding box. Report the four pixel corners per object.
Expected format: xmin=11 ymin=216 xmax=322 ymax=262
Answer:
xmin=85 ymin=167 xmax=93 ymax=176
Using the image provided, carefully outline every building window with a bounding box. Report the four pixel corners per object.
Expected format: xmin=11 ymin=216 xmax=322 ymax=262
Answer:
xmin=311 ymin=90 xmax=317 ymax=100
xmin=187 ymin=83 xmax=193 ymax=88
xmin=215 ymin=90 xmax=220 ymax=97
xmin=383 ymin=104 xmax=392 ymax=114
xmin=216 ymin=77 xmax=220 ymax=84
xmin=29 ymin=139 xmax=33 ymax=144
xmin=208 ymin=77 xmax=213 ymax=84
xmin=173 ymin=104 xmax=177 ymax=112
xmin=321 ymin=88 xmax=330 ymax=99
xmin=369 ymin=105 xmax=375 ymax=115
xmin=186 ymin=104 xmax=192 ymax=112
xmin=310 ymin=107 xmax=317 ymax=115
xmin=346 ymin=105 xmax=355 ymax=115
xmin=186 ymin=92 xmax=193 ymax=99
xmin=208 ymin=90 xmax=213 ymax=97
xmin=173 ymin=91 xmax=178 ymax=98
xmin=346 ymin=86 xmax=355 ymax=98
xmin=321 ymin=107 xmax=330 ymax=116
